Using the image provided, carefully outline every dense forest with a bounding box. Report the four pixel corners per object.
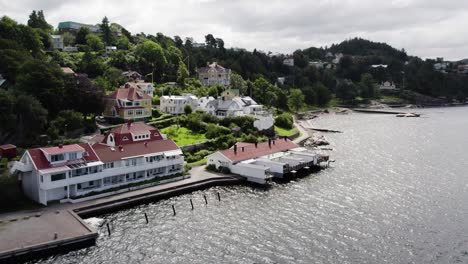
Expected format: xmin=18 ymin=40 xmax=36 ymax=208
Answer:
xmin=1 ymin=11 xmax=468 ymax=146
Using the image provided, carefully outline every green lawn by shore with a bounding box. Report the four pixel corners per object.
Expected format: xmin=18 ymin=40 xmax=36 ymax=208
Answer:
xmin=160 ymin=126 xmax=206 ymax=146
xmin=275 ymin=126 xmax=298 ymax=137
xmin=188 ymin=157 xmax=207 ymax=167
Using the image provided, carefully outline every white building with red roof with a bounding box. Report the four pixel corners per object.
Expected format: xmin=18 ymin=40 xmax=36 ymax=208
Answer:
xmin=207 ymin=138 xmax=320 ymax=184
xmin=10 ymin=122 xmax=184 ymax=205
xmin=103 ymin=82 xmax=153 ymax=121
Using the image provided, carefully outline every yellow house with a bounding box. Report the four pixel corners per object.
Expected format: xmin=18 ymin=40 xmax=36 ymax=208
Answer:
xmin=103 ymin=85 xmax=152 ymax=121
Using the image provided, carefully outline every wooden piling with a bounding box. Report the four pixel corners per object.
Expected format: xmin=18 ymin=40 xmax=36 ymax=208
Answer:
xmin=190 ymin=199 xmax=194 ymax=210
xmin=144 ymin=213 xmax=149 ymax=224
xmin=172 ymin=205 xmax=176 ymax=216
xmin=217 ymin=192 xmax=221 ymax=202
xmin=106 ymin=223 xmax=111 ymax=236
xmin=203 ymin=195 xmax=208 ymax=205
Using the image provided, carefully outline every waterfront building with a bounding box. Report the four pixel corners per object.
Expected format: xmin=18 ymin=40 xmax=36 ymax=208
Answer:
xmin=10 ymin=122 xmax=184 ymax=205
xmin=160 ymin=94 xmax=199 ymax=115
xmin=103 ymin=82 xmax=153 ymax=121
xmin=207 ymin=139 xmax=319 ymax=184
xmin=196 ymin=62 xmax=231 ymax=86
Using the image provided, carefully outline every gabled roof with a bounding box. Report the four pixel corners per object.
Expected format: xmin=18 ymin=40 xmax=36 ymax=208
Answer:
xmin=108 ymin=87 xmax=152 ymax=101
xmin=218 ymin=139 xmax=298 ymax=163
xmin=0 ymin=144 xmax=16 ymax=150
xmin=92 ymin=139 xmax=180 ymax=162
xmin=41 ymin=144 xmax=85 ymax=155
xmin=109 ymin=122 xmax=157 ymax=135
xmin=196 ymin=62 xmax=230 ymax=74
xmin=28 ymin=143 xmax=99 ymax=170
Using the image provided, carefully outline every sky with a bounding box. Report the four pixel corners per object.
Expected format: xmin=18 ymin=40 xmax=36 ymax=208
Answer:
xmin=1 ymin=0 xmax=468 ymax=60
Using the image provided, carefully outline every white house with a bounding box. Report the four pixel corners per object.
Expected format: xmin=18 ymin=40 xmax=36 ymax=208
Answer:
xmin=105 ymin=46 xmax=117 ymax=55
xmin=379 ymin=81 xmax=398 ymax=90
xmin=197 ymin=96 xmax=216 ymax=112
xmin=204 ymin=89 xmax=274 ymax=130
xmin=207 ymin=139 xmax=319 ymax=184
xmin=10 ymin=122 xmax=185 ymax=205
xmin=196 ymin=62 xmax=231 ymax=86
xmin=51 ymin=35 xmax=64 ymax=50
xmin=160 ymin=94 xmax=199 ymax=115
xmin=63 ymin=46 xmax=78 ymax=52
xmin=283 ymin=57 xmax=294 ymax=66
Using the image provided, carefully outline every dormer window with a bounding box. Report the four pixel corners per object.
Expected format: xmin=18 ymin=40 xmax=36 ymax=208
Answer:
xmin=123 ymin=136 xmax=129 ymax=141
xmin=69 ymin=152 xmax=77 ymax=160
xmin=51 ymin=154 xmax=65 ymax=162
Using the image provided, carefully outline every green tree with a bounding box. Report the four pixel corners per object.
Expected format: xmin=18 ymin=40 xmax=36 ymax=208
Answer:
xmin=100 ymin=16 xmax=113 ymax=45
xmin=86 ymin=34 xmax=104 ymax=51
xmin=135 ymin=40 xmax=167 ymax=81
xmin=335 ymin=80 xmax=358 ymax=103
xmin=230 ymin=73 xmax=247 ymax=94
xmin=177 ymin=62 xmax=189 ymax=85
xmin=76 ymin=27 xmax=90 ymax=45
xmin=51 ymin=110 xmax=85 ymax=133
xmin=184 ymin=104 xmax=192 ymax=115
xmin=205 ymin=34 xmax=217 ymax=48
xmin=275 ymin=113 xmax=293 ymax=129
xmin=27 ymin=10 xmax=52 ymax=31
xmin=358 ymin=73 xmax=377 ymax=98
xmin=288 ymin=89 xmax=305 ymax=113
xmin=15 ymin=94 xmax=48 ymax=143
xmin=312 ymin=82 xmax=332 ymax=106
xmin=16 ymin=59 xmax=65 ymax=114
xmin=117 ymin=35 xmax=130 ymax=50
xmin=79 ymin=52 xmax=106 ymax=77
xmin=62 ymin=32 xmax=75 ymax=46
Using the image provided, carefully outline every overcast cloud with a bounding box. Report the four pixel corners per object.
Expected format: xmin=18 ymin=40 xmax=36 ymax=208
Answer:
xmin=1 ymin=0 xmax=467 ymax=60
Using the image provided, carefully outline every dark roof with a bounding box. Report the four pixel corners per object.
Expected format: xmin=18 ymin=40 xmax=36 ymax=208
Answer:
xmin=108 ymin=87 xmax=152 ymax=101
xmin=0 ymin=144 xmax=16 ymax=150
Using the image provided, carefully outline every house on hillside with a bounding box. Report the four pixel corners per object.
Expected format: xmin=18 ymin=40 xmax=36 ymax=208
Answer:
xmin=103 ymin=84 xmax=152 ymax=121
xmin=122 ymin=71 xmax=143 ymax=82
xmin=10 ymin=122 xmax=185 ymax=205
xmin=207 ymin=139 xmax=320 ymax=184
xmin=196 ymin=62 xmax=231 ymax=86
xmin=379 ymin=81 xmax=398 ymax=90
xmin=51 ymin=35 xmax=64 ymax=50
xmin=58 ymin=21 xmax=101 ymax=34
xmin=105 ymin=46 xmax=117 ymax=55
xmin=197 ymin=96 xmax=216 ymax=112
xmin=160 ymin=94 xmax=199 ymax=115
xmin=204 ymin=89 xmax=274 ymax=130
xmin=123 ymin=81 xmax=155 ymax=97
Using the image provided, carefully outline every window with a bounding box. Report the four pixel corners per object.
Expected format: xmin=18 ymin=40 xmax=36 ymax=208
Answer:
xmin=89 ymin=181 xmax=94 ymax=186
xmin=128 ymin=110 xmax=134 ymax=115
xmin=51 ymin=154 xmax=65 ymax=162
xmin=136 ymin=109 xmax=143 ymax=115
xmin=123 ymin=136 xmax=129 ymax=141
xmin=69 ymin=152 xmax=77 ymax=160
xmin=104 ymin=162 xmax=114 ymax=169
xmin=77 ymin=184 xmax=81 ymax=189
xmin=135 ymin=101 xmax=141 ymax=106
xmin=126 ymin=102 xmax=132 ymax=106
xmin=51 ymin=173 xmax=66 ymax=181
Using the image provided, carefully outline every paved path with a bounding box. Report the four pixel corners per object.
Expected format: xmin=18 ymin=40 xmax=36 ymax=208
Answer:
xmin=293 ymin=116 xmax=312 ymax=144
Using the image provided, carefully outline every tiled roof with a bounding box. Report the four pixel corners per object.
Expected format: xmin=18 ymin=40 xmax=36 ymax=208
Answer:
xmin=108 ymin=87 xmax=152 ymax=101
xmin=92 ymin=139 xmax=180 ymax=162
xmin=28 ymin=143 xmax=99 ymax=170
xmin=41 ymin=144 xmax=85 ymax=155
xmin=61 ymin=67 xmax=75 ymax=74
xmin=0 ymin=144 xmax=16 ymax=150
xmin=196 ymin=63 xmax=230 ymax=74
xmin=218 ymin=139 xmax=298 ymax=163
xmin=109 ymin=122 xmax=158 ymax=135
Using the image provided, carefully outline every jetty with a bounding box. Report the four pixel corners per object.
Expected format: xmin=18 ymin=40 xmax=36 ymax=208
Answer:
xmin=353 ymin=108 xmax=420 ymax=115
xmin=0 ymin=169 xmax=243 ymax=263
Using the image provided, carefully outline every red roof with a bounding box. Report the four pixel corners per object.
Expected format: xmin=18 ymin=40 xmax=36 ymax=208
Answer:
xmin=219 ymin=139 xmax=298 ymax=163
xmin=108 ymin=87 xmax=152 ymax=101
xmin=102 ymin=122 xmax=164 ymax=146
xmin=28 ymin=143 xmax=100 ymax=170
xmin=92 ymin=139 xmax=180 ymax=162
xmin=0 ymin=144 xmax=16 ymax=150
xmin=41 ymin=144 xmax=85 ymax=155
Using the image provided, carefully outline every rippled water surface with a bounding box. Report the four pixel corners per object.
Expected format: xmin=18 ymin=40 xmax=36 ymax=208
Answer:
xmin=37 ymin=107 xmax=468 ymax=264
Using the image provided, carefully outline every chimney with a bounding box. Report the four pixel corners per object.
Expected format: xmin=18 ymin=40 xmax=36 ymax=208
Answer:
xmin=127 ymin=120 xmax=132 ymax=128
xmin=144 ymin=142 xmax=148 ymax=147
xmin=242 ymin=147 xmax=245 ymax=152
xmin=268 ymin=138 xmax=272 ymax=148
xmin=255 ymin=142 xmax=258 ymax=148
xmin=58 ymin=144 xmax=63 ymax=149
xmin=118 ymin=145 xmax=123 ymax=152
xmin=233 ymin=144 xmax=237 ymax=154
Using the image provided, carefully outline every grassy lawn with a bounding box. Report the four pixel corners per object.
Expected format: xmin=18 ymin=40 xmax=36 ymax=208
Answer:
xmin=160 ymin=126 xmax=206 ymax=146
xmin=275 ymin=126 xmax=298 ymax=137
xmin=188 ymin=157 xmax=207 ymax=167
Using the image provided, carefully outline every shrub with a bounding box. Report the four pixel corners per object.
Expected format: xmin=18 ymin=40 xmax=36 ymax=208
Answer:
xmin=206 ymin=164 xmax=217 ymax=172
xmin=219 ymin=166 xmax=231 ymax=174
xmin=275 ymin=113 xmax=293 ymax=129
xmin=205 ymin=124 xmax=231 ymax=139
